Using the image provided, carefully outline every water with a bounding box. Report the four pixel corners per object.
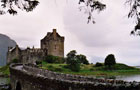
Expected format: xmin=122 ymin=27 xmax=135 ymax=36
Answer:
xmin=135 ymin=66 xmax=140 ymax=69
xmin=116 ymin=75 xmax=140 ymax=82
xmin=0 ymin=77 xmax=9 ymax=85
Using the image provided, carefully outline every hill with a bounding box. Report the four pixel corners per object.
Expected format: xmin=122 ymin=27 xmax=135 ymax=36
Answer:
xmin=0 ymin=34 xmax=16 ymax=66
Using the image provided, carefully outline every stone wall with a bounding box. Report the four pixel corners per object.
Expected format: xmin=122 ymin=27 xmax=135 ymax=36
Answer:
xmin=20 ymin=48 xmax=47 ymax=64
xmin=7 ymin=45 xmax=21 ymax=64
xmin=7 ymin=47 xmax=47 ymax=64
xmin=10 ymin=64 xmax=140 ymax=90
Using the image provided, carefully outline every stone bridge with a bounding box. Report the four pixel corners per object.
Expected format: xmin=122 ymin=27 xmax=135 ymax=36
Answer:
xmin=9 ymin=64 xmax=140 ymax=90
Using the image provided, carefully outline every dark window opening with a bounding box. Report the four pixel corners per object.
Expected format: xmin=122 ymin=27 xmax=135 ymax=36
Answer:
xmin=16 ymin=82 xmax=22 ymax=90
xmin=55 ymin=45 xmax=57 ymax=50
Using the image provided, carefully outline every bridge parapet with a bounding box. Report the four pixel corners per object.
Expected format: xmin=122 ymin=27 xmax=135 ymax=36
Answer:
xmin=10 ymin=63 xmax=140 ymax=90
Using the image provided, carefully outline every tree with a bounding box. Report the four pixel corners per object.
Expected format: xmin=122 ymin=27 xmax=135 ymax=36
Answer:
xmin=0 ymin=0 xmax=39 ymax=15
xmin=66 ymin=50 xmax=77 ymax=64
xmin=66 ymin=50 xmax=90 ymax=71
xmin=76 ymin=54 xmax=89 ymax=65
xmin=66 ymin=50 xmax=80 ymax=72
xmin=126 ymin=0 xmax=140 ymax=35
xmin=79 ymin=0 xmax=140 ymax=34
xmin=78 ymin=0 xmax=106 ymax=23
xmin=104 ymin=54 xmax=116 ymax=68
xmin=95 ymin=62 xmax=103 ymax=67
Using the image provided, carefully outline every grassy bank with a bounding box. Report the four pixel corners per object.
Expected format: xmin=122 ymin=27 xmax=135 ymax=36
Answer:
xmin=0 ymin=62 xmax=140 ymax=77
xmin=40 ymin=62 xmax=140 ymax=77
xmin=0 ymin=65 xmax=10 ymax=77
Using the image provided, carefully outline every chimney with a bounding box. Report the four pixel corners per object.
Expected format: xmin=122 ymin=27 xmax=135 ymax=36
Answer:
xmin=53 ymin=29 xmax=57 ymax=33
xmin=53 ymin=29 xmax=57 ymax=39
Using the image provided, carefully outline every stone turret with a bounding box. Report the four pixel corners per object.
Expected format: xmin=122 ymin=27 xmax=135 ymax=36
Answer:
xmin=41 ymin=29 xmax=64 ymax=57
xmin=7 ymin=45 xmax=21 ymax=64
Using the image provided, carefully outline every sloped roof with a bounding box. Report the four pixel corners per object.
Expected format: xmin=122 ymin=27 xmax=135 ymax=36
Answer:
xmin=41 ymin=29 xmax=64 ymax=41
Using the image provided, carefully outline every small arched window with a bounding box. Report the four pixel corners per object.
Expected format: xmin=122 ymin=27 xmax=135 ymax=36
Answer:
xmin=16 ymin=81 xmax=22 ymax=90
xmin=55 ymin=45 xmax=57 ymax=50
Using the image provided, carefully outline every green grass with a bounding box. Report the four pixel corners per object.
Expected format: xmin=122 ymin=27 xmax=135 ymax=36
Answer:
xmin=40 ymin=62 xmax=140 ymax=77
xmin=0 ymin=65 xmax=10 ymax=77
xmin=0 ymin=62 xmax=139 ymax=78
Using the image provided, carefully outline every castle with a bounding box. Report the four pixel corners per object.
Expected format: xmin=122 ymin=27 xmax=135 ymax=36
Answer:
xmin=7 ymin=29 xmax=65 ymax=64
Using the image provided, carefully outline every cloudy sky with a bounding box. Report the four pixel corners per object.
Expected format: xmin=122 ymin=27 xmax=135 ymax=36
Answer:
xmin=0 ymin=0 xmax=140 ymax=66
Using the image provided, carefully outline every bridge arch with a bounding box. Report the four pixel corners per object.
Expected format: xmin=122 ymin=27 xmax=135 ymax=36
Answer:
xmin=16 ymin=81 xmax=22 ymax=90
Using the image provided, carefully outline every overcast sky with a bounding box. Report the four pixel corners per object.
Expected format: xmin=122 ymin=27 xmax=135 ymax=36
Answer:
xmin=0 ymin=0 xmax=140 ymax=66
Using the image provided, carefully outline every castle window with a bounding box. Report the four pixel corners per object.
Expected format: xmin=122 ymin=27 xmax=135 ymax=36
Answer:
xmin=55 ymin=45 xmax=57 ymax=49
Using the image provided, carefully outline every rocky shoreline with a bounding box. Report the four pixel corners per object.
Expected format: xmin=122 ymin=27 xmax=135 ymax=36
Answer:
xmin=0 ymin=76 xmax=11 ymax=90
xmin=0 ymin=84 xmax=11 ymax=90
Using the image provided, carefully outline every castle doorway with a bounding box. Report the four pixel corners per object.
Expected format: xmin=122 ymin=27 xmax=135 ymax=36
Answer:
xmin=16 ymin=81 xmax=22 ymax=90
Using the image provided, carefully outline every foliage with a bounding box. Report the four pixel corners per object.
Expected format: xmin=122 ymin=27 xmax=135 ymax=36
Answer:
xmin=76 ymin=54 xmax=89 ymax=65
xmin=66 ymin=50 xmax=81 ymax=72
xmin=40 ymin=63 xmax=140 ymax=76
xmin=79 ymin=0 xmax=106 ymax=23
xmin=126 ymin=0 xmax=140 ymax=35
xmin=12 ymin=58 xmax=18 ymax=63
xmin=66 ymin=50 xmax=77 ymax=64
xmin=68 ymin=60 xmax=81 ymax=72
xmin=0 ymin=65 xmax=10 ymax=76
xmin=104 ymin=54 xmax=116 ymax=68
xmin=95 ymin=62 xmax=103 ymax=67
xmin=66 ymin=50 xmax=90 ymax=72
xmin=54 ymin=67 xmax=63 ymax=72
xmin=35 ymin=61 xmax=42 ymax=65
xmin=47 ymin=65 xmax=55 ymax=71
xmin=79 ymin=0 xmax=140 ymax=34
xmin=44 ymin=55 xmax=55 ymax=63
xmin=44 ymin=55 xmax=65 ymax=64
xmin=0 ymin=0 xmax=39 ymax=15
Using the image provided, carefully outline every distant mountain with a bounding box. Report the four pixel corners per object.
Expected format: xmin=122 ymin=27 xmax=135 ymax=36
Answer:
xmin=0 ymin=34 xmax=16 ymax=66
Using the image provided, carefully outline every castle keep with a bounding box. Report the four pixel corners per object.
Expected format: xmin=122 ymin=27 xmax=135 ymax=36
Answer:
xmin=7 ymin=29 xmax=64 ymax=64
xmin=41 ymin=29 xmax=64 ymax=57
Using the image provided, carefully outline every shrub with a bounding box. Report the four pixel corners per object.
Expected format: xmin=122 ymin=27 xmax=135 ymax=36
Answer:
xmin=12 ymin=58 xmax=18 ymax=63
xmin=63 ymin=65 xmax=69 ymax=69
xmin=47 ymin=65 xmax=53 ymax=69
xmin=76 ymin=54 xmax=89 ymax=65
xmin=66 ymin=50 xmax=77 ymax=64
xmin=55 ymin=57 xmax=65 ymax=63
xmin=66 ymin=50 xmax=90 ymax=72
xmin=54 ymin=67 xmax=63 ymax=72
xmin=44 ymin=55 xmax=65 ymax=64
xmin=47 ymin=65 xmax=55 ymax=71
xmin=69 ymin=60 xmax=80 ymax=72
xmin=90 ymin=68 xmax=94 ymax=71
xmin=35 ymin=61 xmax=42 ymax=65
xmin=95 ymin=62 xmax=103 ymax=67
xmin=104 ymin=54 xmax=116 ymax=68
xmin=66 ymin=50 xmax=80 ymax=72
xmin=44 ymin=55 xmax=55 ymax=63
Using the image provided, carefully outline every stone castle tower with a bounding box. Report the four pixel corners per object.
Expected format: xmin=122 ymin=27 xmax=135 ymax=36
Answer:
xmin=41 ymin=29 xmax=64 ymax=57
